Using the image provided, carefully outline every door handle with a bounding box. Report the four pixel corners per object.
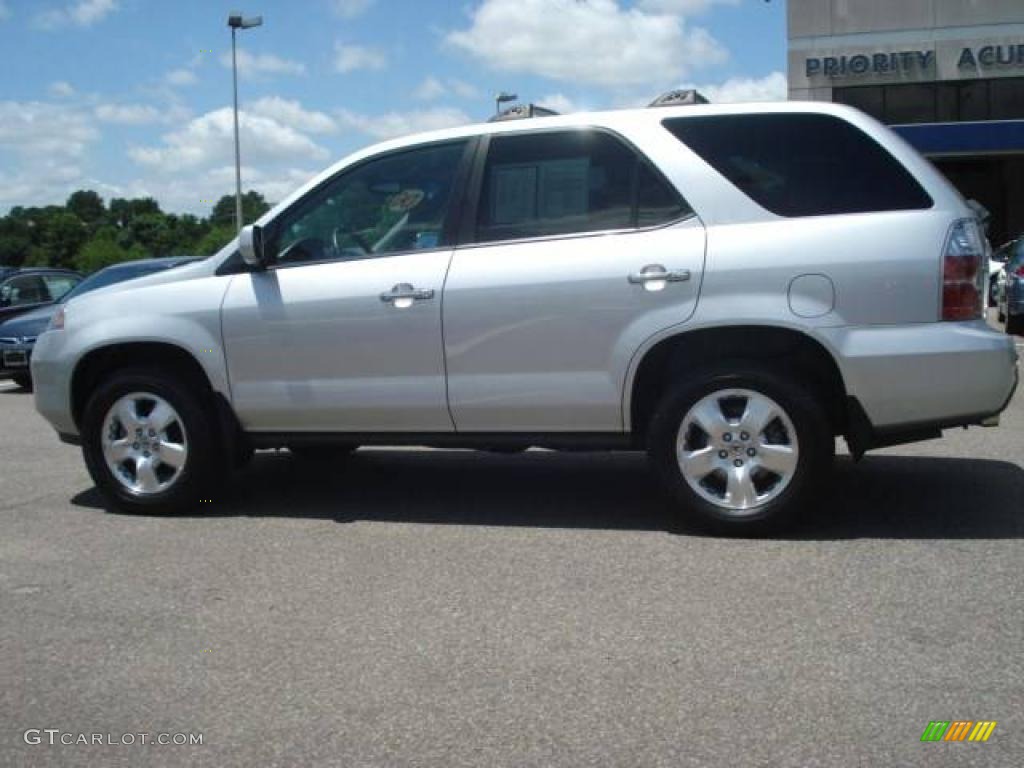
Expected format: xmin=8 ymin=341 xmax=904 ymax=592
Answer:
xmin=628 ymin=265 xmax=691 ymax=284
xmin=380 ymin=283 xmax=435 ymax=304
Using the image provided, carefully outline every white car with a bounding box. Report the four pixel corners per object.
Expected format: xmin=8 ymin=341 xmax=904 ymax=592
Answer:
xmin=30 ymin=101 xmax=1019 ymax=534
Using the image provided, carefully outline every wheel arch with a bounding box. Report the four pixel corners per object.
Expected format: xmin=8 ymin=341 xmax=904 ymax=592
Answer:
xmin=71 ymin=341 xmax=219 ymax=430
xmin=625 ymin=324 xmax=849 ymax=441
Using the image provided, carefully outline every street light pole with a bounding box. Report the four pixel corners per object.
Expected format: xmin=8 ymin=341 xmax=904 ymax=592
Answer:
xmin=227 ymin=12 xmax=262 ymax=233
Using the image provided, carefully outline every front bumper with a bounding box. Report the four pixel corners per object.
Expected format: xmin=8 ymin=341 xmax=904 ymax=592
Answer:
xmin=819 ymin=320 xmax=1019 ymax=431
xmin=0 ymin=341 xmax=33 ymax=378
xmin=30 ymin=331 xmax=77 ymax=437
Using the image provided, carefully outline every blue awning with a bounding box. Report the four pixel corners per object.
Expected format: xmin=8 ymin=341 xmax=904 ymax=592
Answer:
xmin=893 ymin=120 xmax=1024 ymax=156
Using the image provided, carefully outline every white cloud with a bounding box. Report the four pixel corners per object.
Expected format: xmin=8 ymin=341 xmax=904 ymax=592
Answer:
xmin=450 ymin=79 xmax=481 ymax=99
xmin=446 ymin=0 xmax=727 ymax=89
xmin=539 ymin=93 xmax=586 ymax=114
xmin=247 ymin=97 xmax=337 ymax=134
xmin=0 ymin=100 xmax=98 ymax=158
xmin=95 ymin=103 xmax=163 ymax=125
xmin=49 ymin=81 xmax=75 ymax=97
xmin=120 ymin=166 xmax=316 ymax=214
xmin=331 ymin=0 xmax=374 ymax=18
xmin=337 ymin=107 xmax=472 ymax=140
xmin=414 ymin=77 xmax=481 ymax=101
xmin=637 ymin=0 xmax=737 ymax=14
xmin=166 ymin=68 xmax=197 ymax=87
xmin=694 ymin=71 xmax=787 ymax=103
xmin=129 ymin=108 xmax=329 ymax=173
xmin=34 ymin=0 xmax=117 ymax=29
xmin=0 ymin=101 xmax=99 ymax=208
xmin=0 ymin=1 xmax=10 ymax=21
xmin=220 ymin=50 xmax=306 ymax=77
xmin=0 ymin=160 xmax=88 ymax=209
xmin=334 ymin=43 xmax=387 ymax=73
xmin=414 ymin=77 xmax=446 ymax=100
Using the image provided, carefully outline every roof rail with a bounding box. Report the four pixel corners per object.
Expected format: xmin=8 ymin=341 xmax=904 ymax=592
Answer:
xmin=648 ymin=89 xmax=709 ymax=108
xmin=488 ymin=103 xmax=560 ymax=123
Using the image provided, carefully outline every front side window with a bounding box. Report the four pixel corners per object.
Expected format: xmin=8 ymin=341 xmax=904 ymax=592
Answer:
xmin=0 ymin=275 xmax=49 ymax=307
xmin=664 ymin=113 xmax=933 ymax=217
xmin=476 ymin=130 xmax=688 ymax=243
xmin=268 ymin=140 xmax=468 ymax=266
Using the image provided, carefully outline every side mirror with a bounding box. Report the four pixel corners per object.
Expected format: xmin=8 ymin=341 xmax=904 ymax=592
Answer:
xmin=238 ymin=224 xmax=266 ymax=267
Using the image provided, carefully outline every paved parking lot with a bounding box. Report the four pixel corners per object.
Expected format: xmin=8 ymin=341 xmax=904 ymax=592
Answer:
xmin=2 ymin=335 xmax=1022 ymax=767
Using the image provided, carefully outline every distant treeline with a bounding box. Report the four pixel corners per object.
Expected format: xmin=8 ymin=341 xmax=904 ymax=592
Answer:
xmin=0 ymin=190 xmax=271 ymax=273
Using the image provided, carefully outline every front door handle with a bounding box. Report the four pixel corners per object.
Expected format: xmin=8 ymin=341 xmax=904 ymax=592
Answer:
xmin=380 ymin=283 xmax=435 ymax=306
xmin=628 ymin=265 xmax=691 ymax=285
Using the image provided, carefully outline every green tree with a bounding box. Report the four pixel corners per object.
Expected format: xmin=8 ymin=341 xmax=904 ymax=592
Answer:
xmin=40 ymin=212 xmax=88 ymax=268
xmin=66 ymin=190 xmax=106 ymax=226
xmin=211 ymin=191 xmax=270 ymax=227
xmin=196 ymin=224 xmax=236 ymax=256
xmin=75 ymin=230 xmax=145 ymax=273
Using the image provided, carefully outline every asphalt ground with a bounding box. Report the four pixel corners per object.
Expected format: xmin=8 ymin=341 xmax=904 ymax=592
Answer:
xmin=2 ymin=324 xmax=1022 ymax=767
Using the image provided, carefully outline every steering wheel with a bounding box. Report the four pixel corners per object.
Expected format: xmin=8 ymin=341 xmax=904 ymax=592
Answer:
xmin=332 ymin=225 xmax=372 ymax=255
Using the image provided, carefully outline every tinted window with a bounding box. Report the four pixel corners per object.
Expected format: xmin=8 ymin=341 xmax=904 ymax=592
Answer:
xmin=664 ymin=113 xmax=932 ymax=217
xmin=0 ymin=274 xmax=49 ymax=306
xmin=269 ymin=141 xmax=468 ymax=266
xmin=637 ymin=162 xmax=689 ymax=227
xmin=42 ymin=274 xmax=79 ymax=301
xmin=476 ymin=130 xmax=686 ymax=243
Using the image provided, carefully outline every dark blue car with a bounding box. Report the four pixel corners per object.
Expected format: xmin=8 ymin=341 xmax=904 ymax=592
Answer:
xmin=0 ymin=257 xmax=198 ymax=389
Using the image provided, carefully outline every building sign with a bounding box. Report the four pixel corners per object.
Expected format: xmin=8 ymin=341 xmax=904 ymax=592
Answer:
xmin=958 ymin=44 xmax=1024 ymax=69
xmin=806 ymin=50 xmax=933 ymax=78
xmin=806 ymin=44 xmax=1024 ymax=79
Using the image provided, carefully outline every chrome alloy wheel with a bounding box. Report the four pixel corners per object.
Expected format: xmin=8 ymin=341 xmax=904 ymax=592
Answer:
xmin=675 ymin=388 xmax=799 ymax=515
xmin=101 ymin=392 xmax=188 ymax=496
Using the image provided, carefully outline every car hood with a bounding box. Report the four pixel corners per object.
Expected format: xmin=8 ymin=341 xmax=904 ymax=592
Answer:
xmin=0 ymin=304 xmax=57 ymax=338
xmin=64 ymin=257 xmax=213 ymax=308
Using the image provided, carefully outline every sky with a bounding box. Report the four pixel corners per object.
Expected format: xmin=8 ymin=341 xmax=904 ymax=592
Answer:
xmin=0 ymin=0 xmax=787 ymax=215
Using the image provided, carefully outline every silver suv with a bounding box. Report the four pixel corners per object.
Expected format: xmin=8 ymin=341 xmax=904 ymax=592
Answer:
xmin=31 ymin=102 xmax=1019 ymax=533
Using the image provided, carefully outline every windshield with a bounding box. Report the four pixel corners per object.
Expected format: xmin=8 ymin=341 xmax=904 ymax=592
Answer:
xmin=60 ymin=261 xmax=184 ymax=303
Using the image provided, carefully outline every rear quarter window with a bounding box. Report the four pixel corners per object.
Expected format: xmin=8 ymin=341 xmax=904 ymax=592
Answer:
xmin=663 ymin=113 xmax=933 ymax=217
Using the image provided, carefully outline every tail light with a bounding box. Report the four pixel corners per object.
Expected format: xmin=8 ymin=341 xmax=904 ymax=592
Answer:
xmin=1015 ymin=264 xmax=1024 ymax=278
xmin=942 ymin=219 xmax=985 ymax=321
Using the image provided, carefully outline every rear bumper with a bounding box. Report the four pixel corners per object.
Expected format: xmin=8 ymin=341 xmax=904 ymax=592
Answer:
xmin=819 ymin=320 xmax=1019 ymax=431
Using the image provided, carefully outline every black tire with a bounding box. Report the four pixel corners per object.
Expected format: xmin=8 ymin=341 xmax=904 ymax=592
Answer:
xmin=81 ymin=368 xmax=224 ymax=515
xmin=11 ymin=373 xmax=32 ymax=391
xmin=989 ymin=275 xmax=999 ymax=307
xmin=648 ymin=362 xmax=834 ymax=536
xmin=1007 ymin=313 xmax=1024 ymax=337
xmin=287 ymin=444 xmax=357 ymax=462
xmin=998 ymin=309 xmax=1006 ymax=324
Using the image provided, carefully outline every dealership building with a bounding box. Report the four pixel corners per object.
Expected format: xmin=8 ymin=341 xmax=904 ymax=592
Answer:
xmin=788 ymin=0 xmax=1024 ymax=243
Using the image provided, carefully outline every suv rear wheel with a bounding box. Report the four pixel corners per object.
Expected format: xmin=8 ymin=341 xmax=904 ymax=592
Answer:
xmin=648 ymin=363 xmax=833 ymax=535
xmin=81 ymin=368 xmax=222 ymax=514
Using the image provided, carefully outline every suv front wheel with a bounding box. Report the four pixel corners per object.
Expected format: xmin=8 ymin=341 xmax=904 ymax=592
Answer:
xmin=648 ymin=364 xmax=833 ymax=535
xmin=81 ymin=368 xmax=222 ymax=515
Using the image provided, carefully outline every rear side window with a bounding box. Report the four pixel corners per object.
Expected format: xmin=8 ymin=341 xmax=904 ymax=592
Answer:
xmin=476 ymin=130 xmax=689 ymax=243
xmin=663 ymin=113 xmax=933 ymax=217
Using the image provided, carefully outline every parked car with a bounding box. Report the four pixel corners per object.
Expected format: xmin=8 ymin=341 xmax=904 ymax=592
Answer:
xmin=1 ymin=258 xmax=198 ymax=390
xmin=0 ymin=268 xmax=82 ymax=324
xmin=30 ymin=102 xmax=1018 ymax=533
xmin=997 ymin=240 xmax=1024 ymax=336
xmin=989 ymin=239 xmax=1015 ymax=306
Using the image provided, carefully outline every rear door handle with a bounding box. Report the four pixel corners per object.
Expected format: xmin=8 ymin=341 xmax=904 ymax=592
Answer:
xmin=380 ymin=283 xmax=435 ymax=304
xmin=628 ymin=265 xmax=691 ymax=284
